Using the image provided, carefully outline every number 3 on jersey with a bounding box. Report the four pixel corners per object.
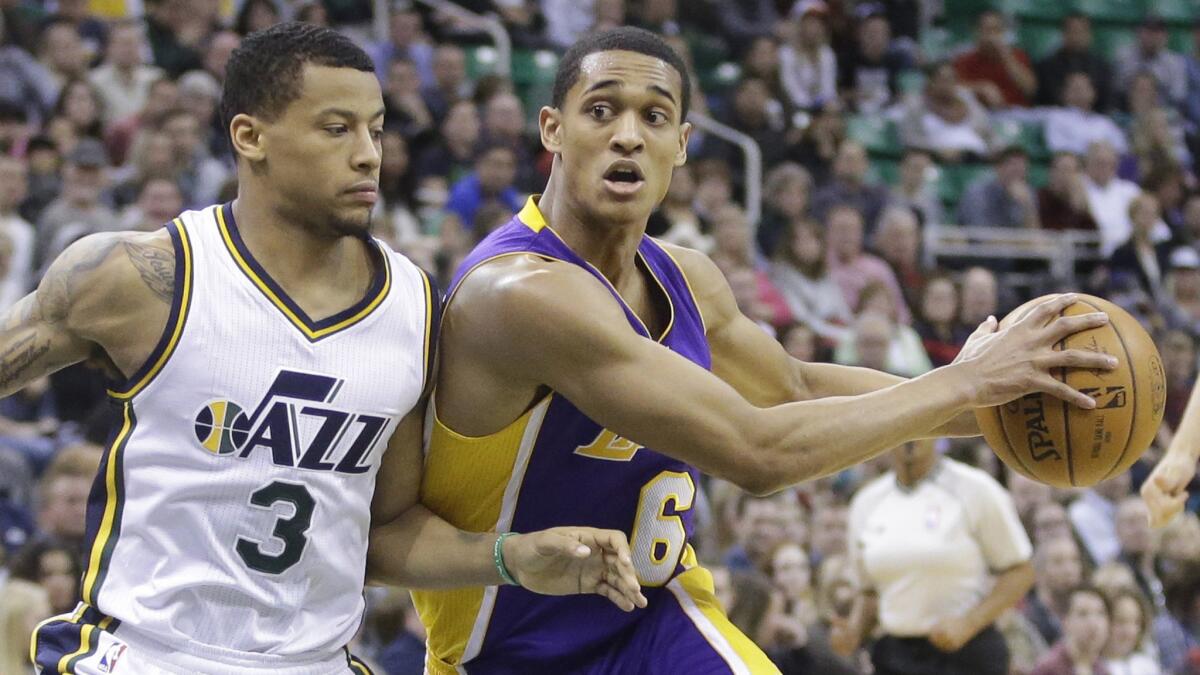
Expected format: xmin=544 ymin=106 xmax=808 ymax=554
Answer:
xmin=630 ymin=471 xmax=696 ymax=586
xmin=236 ymin=481 xmax=315 ymax=574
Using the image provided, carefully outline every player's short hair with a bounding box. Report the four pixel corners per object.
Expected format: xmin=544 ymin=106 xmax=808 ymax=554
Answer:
xmin=220 ymin=22 xmax=374 ymax=133
xmin=552 ymin=27 xmax=692 ymax=122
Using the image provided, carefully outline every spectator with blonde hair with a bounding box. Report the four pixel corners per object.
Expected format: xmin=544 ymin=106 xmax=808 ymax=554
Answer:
xmin=0 ymin=579 xmax=50 ymax=674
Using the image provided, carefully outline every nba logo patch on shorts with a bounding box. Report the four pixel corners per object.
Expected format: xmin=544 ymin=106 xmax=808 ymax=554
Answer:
xmin=97 ymin=644 xmax=127 ymax=673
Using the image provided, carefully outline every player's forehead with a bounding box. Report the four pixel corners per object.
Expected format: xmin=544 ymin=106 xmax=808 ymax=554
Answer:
xmin=570 ymin=50 xmax=682 ymax=104
xmin=287 ymin=64 xmax=384 ymax=119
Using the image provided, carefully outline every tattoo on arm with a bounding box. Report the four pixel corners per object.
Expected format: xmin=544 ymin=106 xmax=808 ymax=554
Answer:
xmin=122 ymin=240 xmax=175 ymax=304
xmin=0 ymin=332 xmax=50 ymax=389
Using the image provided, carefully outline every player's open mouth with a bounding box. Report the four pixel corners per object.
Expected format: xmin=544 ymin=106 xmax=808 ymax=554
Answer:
xmin=602 ymin=162 xmax=645 ymax=196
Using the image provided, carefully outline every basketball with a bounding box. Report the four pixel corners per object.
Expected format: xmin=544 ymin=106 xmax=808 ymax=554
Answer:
xmin=975 ymin=294 xmax=1167 ymax=488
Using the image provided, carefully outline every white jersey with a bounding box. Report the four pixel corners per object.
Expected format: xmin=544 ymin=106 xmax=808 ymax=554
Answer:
xmin=78 ymin=204 xmax=434 ymax=665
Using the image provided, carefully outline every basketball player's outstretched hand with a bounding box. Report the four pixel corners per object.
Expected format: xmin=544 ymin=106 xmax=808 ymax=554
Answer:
xmin=1142 ymin=447 xmax=1193 ymax=528
xmin=954 ymin=293 xmax=1116 ymax=409
xmin=504 ymin=528 xmax=648 ymax=611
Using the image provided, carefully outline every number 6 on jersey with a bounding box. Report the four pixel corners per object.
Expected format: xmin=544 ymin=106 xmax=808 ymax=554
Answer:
xmin=630 ymin=471 xmax=696 ymax=586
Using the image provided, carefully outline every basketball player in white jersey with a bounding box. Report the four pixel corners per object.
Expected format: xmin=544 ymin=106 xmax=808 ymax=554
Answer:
xmin=0 ymin=23 xmax=644 ymax=674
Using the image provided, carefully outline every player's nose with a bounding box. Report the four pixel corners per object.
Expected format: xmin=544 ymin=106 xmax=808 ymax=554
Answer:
xmin=351 ymin=127 xmax=382 ymax=172
xmin=609 ymin=111 xmax=644 ymax=155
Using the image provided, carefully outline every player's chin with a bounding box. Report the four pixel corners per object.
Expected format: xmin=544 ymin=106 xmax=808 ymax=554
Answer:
xmin=329 ymin=207 xmax=373 ymax=238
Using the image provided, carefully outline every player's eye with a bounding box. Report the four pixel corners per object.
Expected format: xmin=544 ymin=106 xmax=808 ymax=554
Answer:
xmin=589 ymin=104 xmax=613 ymax=120
xmin=325 ymin=125 xmax=349 ymax=136
xmin=646 ymin=110 xmax=667 ymax=125
xmin=370 ymin=128 xmax=384 ymax=141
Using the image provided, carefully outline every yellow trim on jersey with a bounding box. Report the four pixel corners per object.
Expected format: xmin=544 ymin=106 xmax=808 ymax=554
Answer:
xmin=673 ymin=565 xmax=780 ymax=674
xmin=215 ymin=206 xmax=392 ymax=340
xmin=517 ymin=196 xmax=548 ymax=232
xmin=421 ymin=269 xmax=433 ymax=390
xmin=57 ymin=623 xmax=95 ymax=673
xmin=29 ymin=607 xmax=82 ymax=666
xmin=81 ymin=404 xmax=133 ymax=603
xmin=413 ymin=396 xmax=552 ymax=667
xmin=654 ymin=241 xmax=709 ymax=335
xmin=109 ymin=220 xmax=193 ymax=400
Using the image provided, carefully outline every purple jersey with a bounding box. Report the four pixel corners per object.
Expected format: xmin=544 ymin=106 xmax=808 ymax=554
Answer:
xmin=413 ymin=198 xmax=777 ymax=674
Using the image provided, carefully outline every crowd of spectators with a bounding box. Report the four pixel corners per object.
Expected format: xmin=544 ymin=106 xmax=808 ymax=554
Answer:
xmin=5 ymin=0 xmax=1200 ymax=673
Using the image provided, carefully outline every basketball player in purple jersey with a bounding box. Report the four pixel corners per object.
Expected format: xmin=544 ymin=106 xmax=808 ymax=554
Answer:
xmin=0 ymin=23 xmax=643 ymax=674
xmin=417 ymin=27 xmax=1118 ymax=674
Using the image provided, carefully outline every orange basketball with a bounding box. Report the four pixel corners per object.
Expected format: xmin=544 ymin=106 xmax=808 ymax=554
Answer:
xmin=975 ymin=294 xmax=1166 ymax=488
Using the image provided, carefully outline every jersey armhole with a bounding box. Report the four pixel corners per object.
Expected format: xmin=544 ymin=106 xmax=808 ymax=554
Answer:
xmin=418 ymin=267 xmax=441 ymax=396
xmin=107 ymin=219 xmax=194 ymax=400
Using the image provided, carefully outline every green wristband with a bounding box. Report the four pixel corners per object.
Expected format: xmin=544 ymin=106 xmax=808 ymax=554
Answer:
xmin=494 ymin=532 xmax=520 ymax=586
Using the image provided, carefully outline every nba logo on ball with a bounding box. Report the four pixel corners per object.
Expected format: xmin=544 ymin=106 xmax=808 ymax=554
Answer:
xmin=193 ymin=400 xmax=251 ymax=455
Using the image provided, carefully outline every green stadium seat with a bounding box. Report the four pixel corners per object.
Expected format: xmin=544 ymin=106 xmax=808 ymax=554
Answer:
xmin=1071 ymin=0 xmax=1145 ymax=23
xmin=999 ymin=0 xmax=1067 ymax=22
xmin=1169 ymin=27 xmax=1194 ymax=54
xmin=992 ymin=118 xmax=1049 ymax=161
xmin=937 ymin=163 xmax=993 ymax=209
xmin=1152 ymin=0 xmax=1198 ymax=25
xmin=464 ymin=45 xmax=502 ymax=80
xmin=897 ymin=70 xmax=926 ymax=96
xmin=846 ymin=115 xmax=903 ymax=157
xmin=1028 ymin=161 xmax=1050 ymax=188
xmin=511 ymin=49 xmax=558 ymax=86
xmin=1016 ymin=21 xmax=1063 ymax=60
xmin=1092 ymin=25 xmax=1137 ymax=62
xmin=943 ymin=0 xmax=996 ymax=25
xmin=869 ymin=158 xmax=901 ymax=186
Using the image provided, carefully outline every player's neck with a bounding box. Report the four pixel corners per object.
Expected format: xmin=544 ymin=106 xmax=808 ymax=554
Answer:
xmin=538 ymin=175 xmax=646 ymax=289
xmin=230 ymin=193 xmax=365 ymax=291
xmin=894 ymin=450 xmax=937 ymax=487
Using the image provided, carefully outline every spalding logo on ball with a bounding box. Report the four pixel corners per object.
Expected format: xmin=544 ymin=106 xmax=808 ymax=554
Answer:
xmin=976 ymin=294 xmax=1165 ymax=488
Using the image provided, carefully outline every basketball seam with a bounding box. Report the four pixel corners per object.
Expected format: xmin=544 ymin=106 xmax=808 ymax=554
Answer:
xmin=994 ymin=399 xmax=1036 ymax=478
xmin=1054 ymin=305 xmax=1075 ymax=487
xmin=1082 ymin=298 xmax=1137 ymax=482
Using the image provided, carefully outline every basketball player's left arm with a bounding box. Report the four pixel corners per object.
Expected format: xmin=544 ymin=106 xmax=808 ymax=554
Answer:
xmin=665 ymin=245 xmax=980 ymax=438
xmin=365 ymin=398 xmax=647 ymax=610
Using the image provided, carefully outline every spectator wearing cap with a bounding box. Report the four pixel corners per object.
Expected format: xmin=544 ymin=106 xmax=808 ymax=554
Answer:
xmin=445 ymin=142 xmax=523 ymax=231
xmin=898 ymin=62 xmax=995 ymax=163
xmin=779 ymin=0 xmax=837 ymax=111
xmin=34 ymin=137 xmax=115 ymax=268
xmin=1160 ymin=247 xmax=1200 ymax=334
xmin=1035 ymin=13 xmax=1114 ymax=111
xmin=368 ymin=4 xmax=434 ymax=89
xmin=0 ymin=156 xmax=33 ymax=313
xmin=957 ymin=146 xmax=1039 ymax=229
xmin=1044 ymin=72 xmax=1128 ymax=156
xmin=952 ymin=10 xmax=1036 ymax=108
xmin=88 ymin=19 xmax=164 ymax=127
xmin=1038 ymin=152 xmax=1098 ymax=232
xmin=837 ymin=7 xmax=912 ymax=114
xmin=1115 ymin=17 xmax=1188 ymax=110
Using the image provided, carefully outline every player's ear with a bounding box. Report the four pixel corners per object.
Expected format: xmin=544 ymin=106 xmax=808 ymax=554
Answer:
xmin=674 ymin=121 xmax=692 ymax=167
xmin=230 ymin=113 xmax=266 ymax=163
xmin=539 ymin=106 xmax=563 ymax=154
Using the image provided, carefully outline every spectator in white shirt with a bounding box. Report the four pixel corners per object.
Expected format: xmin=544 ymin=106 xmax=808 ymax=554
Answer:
xmin=1044 ymin=72 xmax=1128 ymax=156
xmin=1083 ymin=141 xmax=1164 ymax=256
xmin=1069 ymin=472 xmax=1132 ymax=567
xmin=87 ymin=19 xmax=164 ymax=127
xmin=0 ymin=156 xmax=33 ymax=313
xmin=779 ymin=0 xmax=838 ymax=110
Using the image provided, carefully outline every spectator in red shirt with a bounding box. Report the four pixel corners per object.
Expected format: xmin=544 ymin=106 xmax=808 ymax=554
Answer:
xmin=953 ymin=10 xmax=1037 ymax=108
